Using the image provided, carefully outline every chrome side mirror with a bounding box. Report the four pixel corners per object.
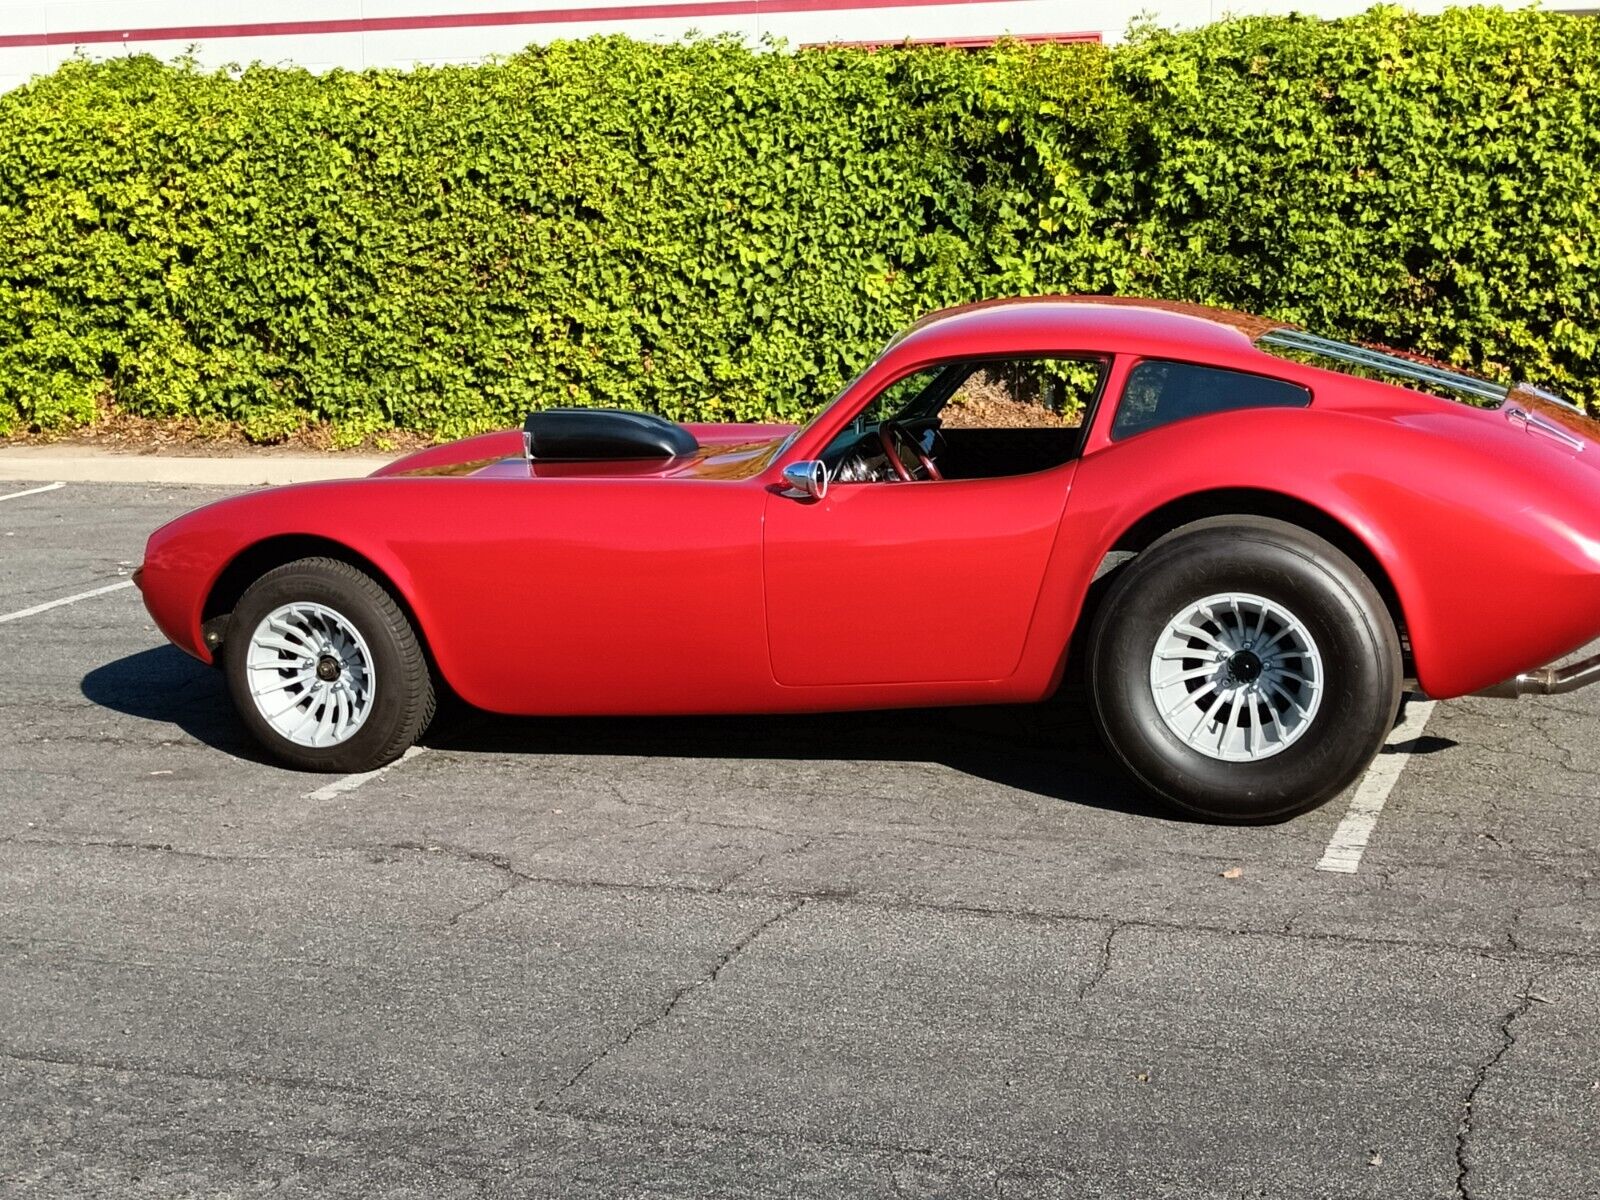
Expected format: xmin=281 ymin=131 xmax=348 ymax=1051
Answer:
xmin=781 ymin=460 xmax=829 ymax=502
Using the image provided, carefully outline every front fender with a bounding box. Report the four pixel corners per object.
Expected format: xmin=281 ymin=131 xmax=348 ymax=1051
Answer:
xmin=141 ymin=472 xmax=774 ymax=715
xmin=140 ymin=481 xmax=448 ymax=673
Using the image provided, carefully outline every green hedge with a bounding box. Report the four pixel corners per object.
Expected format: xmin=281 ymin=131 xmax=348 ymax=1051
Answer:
xmin=1 ymin=7 xmax=1597 ymax=441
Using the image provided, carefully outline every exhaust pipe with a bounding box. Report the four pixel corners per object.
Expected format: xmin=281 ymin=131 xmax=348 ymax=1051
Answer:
xmin=1474 ymin=652 xmax=1600 ymax=698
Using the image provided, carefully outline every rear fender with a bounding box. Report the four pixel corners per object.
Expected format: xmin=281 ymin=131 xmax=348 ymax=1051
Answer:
xmin=1038 ymin=407 xmax=1600 ymax=699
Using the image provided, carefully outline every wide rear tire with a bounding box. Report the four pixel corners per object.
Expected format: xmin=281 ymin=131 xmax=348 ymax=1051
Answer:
xmin=225 ymin=557 xmax=436 ymax=773
xmin=1087 ymin=517 xmax=1401 ymax=822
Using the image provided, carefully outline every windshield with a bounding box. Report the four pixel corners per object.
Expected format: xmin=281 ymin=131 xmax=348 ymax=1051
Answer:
xmin=821 ymin=363 xmax=967 ymax=456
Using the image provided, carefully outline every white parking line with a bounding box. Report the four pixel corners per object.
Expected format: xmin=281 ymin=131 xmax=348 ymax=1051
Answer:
xmin=0 ymin=481 xmax=65 ymax=503
xmin=305 ymin=746 xmax=428 ymax=801
xmin=1316 ymin=697 xmax=1438 ymax=874
xmin=0 ymin=579 xmax=135 ymax=626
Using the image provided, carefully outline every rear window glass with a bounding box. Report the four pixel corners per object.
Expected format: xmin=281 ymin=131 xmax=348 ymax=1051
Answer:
xmin=1112 ymin=360 xmax=1311 ymax=440
xmin=1256 ymin=329 xmax=1508 ymax=406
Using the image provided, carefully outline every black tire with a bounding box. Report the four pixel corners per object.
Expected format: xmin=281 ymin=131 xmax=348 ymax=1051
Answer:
xmin=224 ymin=557 xmax=436 ymax=773
xmin=1087 ymin=516 xmax=1401 ymax=822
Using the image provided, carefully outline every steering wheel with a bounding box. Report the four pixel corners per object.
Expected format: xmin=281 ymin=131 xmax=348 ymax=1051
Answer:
xmin=877 ymin=420 xmax=943 ymax=482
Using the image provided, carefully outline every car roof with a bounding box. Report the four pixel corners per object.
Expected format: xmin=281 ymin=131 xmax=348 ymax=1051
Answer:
xmin=890 ymin=295 xmax=1292 ymax=364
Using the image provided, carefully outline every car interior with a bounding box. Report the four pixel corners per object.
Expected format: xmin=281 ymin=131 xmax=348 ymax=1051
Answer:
xmin=820 ymin=356 xmax=1107 ymax=483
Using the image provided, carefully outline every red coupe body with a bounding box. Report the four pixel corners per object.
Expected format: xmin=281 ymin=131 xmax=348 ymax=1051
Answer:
xmin=140 ymin=298 xmax=1600 ymax=715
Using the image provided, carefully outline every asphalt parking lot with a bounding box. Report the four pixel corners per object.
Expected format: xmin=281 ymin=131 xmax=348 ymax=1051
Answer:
xmin=2 ymin=481 xmax=1597 ymax=1199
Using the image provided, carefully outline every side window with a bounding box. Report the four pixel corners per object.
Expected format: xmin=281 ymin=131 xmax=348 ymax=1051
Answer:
xmin=823 ymin=356 xmax=1108 ymax=483
xmin=1112 ymin=360 xmax=1310 ymax=441
xmin=942 ymin=359 xmax=1103 ymax=431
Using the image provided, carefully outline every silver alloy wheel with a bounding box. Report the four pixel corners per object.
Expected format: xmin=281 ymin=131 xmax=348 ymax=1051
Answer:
xmin=245 ymin=602 xmax=376 ymax=748
xmin=1148 ymin=591 xmax=1323 ymax=762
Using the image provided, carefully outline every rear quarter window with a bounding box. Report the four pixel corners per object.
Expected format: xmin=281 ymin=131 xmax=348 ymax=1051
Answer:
xmin=1112 ymin=360 xmax=1311 ymax=441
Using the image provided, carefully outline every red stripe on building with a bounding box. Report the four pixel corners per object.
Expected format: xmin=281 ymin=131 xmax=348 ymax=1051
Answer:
xmin=805 ymin=31 xmax=1099 ymax=46
xmin=0 ymin=0 xmax=1067 ymax=50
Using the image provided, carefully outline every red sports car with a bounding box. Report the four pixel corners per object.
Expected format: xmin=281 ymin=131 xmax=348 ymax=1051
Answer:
xmin=137 ymin=297 xmax=1600 ymax=821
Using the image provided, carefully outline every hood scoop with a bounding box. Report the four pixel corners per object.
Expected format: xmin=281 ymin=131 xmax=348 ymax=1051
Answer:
xmin=523 ymin=408 xmax=699 ymax=461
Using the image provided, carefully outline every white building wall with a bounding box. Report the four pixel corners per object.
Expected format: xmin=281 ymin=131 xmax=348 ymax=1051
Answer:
xmin=0 ymin=0 xmax=1512 ymax=93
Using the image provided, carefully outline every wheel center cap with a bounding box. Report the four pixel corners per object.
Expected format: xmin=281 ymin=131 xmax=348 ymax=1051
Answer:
xmin=316 ymin=655 xmax=341 ymax=682
xmin=1228 ymin=649 xmax=1263 ymax=685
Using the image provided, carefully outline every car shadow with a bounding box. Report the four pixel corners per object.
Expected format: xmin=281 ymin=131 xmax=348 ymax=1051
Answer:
xmin=1393 ymin=694 xmax=1459 ymax=754
xmin=82 ymin=645 xmax=1168 ymax=819
xmin=80 ymin=644 xmax=279 ymax=766
xmin=434 ymin=700 xmax=1166 ymax=818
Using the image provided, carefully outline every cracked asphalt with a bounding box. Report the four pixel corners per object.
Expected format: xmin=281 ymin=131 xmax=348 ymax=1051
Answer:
xmin=2 ymin=482 xmax=1598 ymax=1199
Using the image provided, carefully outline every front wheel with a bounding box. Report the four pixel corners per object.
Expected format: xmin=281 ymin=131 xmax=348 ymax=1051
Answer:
xmin=225 ymin=557 xmax=436 ymax=773
xmin=1087 ymin=517 xmax=1402 ymax=822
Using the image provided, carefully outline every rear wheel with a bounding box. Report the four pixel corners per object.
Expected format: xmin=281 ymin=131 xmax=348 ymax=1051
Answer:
xmin=225 ymin=557 xmax=435 ymax=773
xmin=1087 ymin=517 xmax=1401 ymax=822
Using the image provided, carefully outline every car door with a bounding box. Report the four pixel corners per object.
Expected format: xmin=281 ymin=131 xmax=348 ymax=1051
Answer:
xmin=758 ymin=355 xmax=1107 ymax=694
xmin=761 ymin=355 xmax=1099 ymax=688
xmin=762 ymin=469 xmax=1076 ymax=686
